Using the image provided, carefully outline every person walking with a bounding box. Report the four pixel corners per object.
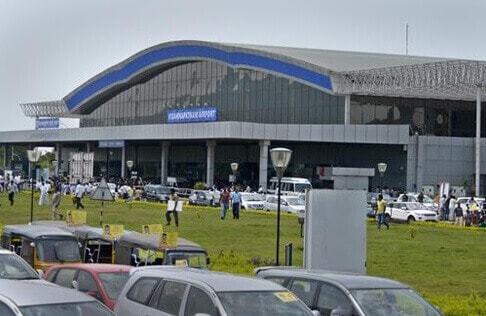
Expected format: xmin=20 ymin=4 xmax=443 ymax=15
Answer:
xmin=51 ymin=187 xmax=62 ymax=220
xmin=454 ymin=202 xmax=464 ymax=226
xmin=165 ymin=188 xmax=179 ymax=226
xmin=38 ymin=181 xmax=49 ymax=206
xmin=219 ymin=188 xmax=230 ymax=219
xmin=376 ymin=194 xmax=389 ymax=230
xmin=231 ymin=189 xmax=242 ymax=219
xmin=7 ymin=180 xmax=18 ymax=206
xmin=74 ymin=180 xmax=85 ymax=209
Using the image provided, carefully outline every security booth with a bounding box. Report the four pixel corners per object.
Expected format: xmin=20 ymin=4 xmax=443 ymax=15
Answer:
xmin=1 ymin=224 xmax=81 ymax=272
xmin=114 ymin=232 xmax=209 ymax=269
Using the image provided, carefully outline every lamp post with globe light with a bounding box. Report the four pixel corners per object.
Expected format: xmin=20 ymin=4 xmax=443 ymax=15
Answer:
xmin=377 ymin=162 xmax=387 ymax=194
xmin=230 ymin=162 xmax=238 ymax=188
xmin=270 ymin=147 xmax=292 ymax=266
xmin=27 ymin=149 xmax=41 ymax=223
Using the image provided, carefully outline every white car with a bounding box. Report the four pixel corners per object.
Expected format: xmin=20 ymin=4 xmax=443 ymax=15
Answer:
xmin=240 ymin=192 xmax=265 ymax=210
xmin=456 ymin=197 xmax=485 ymax=212
xmin=264 ymin=195 xmax=306 ymax=216
xmin=397 ymin=193 xmax=439 ymax=212
xmin=385 ymin=202 xmax=439 ymax=223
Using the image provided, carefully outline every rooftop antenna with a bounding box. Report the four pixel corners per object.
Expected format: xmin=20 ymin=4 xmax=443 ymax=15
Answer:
xmin=405 ymin=23 xmax=409 ymax=55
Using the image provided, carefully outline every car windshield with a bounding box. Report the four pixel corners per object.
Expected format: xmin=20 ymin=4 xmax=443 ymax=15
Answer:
xmin=350 ymin=288 xmax=441 ymax=316
xmin=166 ymin=251 xmax=208 ymax=269
xmin=242 ymin=194 xmax=264 ymax=202
xmin=0 ymin=253 xmax=39 ymax=280
xmin=20 ymin=301 xmax=113 ymax=316
xmin=294 ymin=184 xmax=311 ymax=193
xmin=422 ymin=196 xmax=434 ymax=203
xmin=36 ymin=239 xmax=81 ymax=262
xmin=286 ymin=198 xmax=305 ymax=206
xmin=406 ymin=202 xmax=427 ymax=210
xmin=155 ymin=187 xmax=169 ymax=194
xmin=98 ymin=272 xmax=130 ymax=300
xmin=218 ymin=291 xmax=312 ymax=316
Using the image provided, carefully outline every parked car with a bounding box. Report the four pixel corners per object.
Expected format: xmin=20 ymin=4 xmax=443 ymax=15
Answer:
xmin=456 ymin=196 xmax=485 ymax=212
xmin=397 ymin=193 xmax=439 ymax=211
xmin=188 ymin=190 xmax=212 ymax=206
xmin=366 ymin=203 xmax=375 ymax=218
xmin=143 ymin=184 xmax=170 ymax=203
xmin=0 ymin=248 xmax=43 ymax=281
xmin=240 ymin=192 xmax=265 ymax=210
xmin=264 ymin=195 xmax=306 ymax=215
xmin=366 ymin=192 xmax=394 ymax=211
xmin=385 ymin=201 xmax=439 ymax=223
xmin=0 ymin=279 xmax=114 ymax=315
xmin=115 ymin=266 xmax=316 ymax=316
xmin=43 ymin=263 xmax=131 ymax=311
xmin=255 ymin=267 xmax=442 ymax=316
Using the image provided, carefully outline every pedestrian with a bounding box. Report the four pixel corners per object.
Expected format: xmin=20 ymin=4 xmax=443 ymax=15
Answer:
xmin=376 ymin=194 xmax=389 ymax=230
xmin=219 ymin=188 xmax=230 ymax=219
xmin=7 ymin=180 xmax=18 ymax=206
xmin=231 ymin=188 xmax=242 ymax=219
xmin=38 ymin=181 xmax=49 ymax=206
xmin=51 ymin=187 xmax=62 ymax=220
xmin=454 ymin=202 xmax=463 ymax=226
xmin=165 ymin=188 xmax=179 ymax=226
xmin=74 ymin=180 xmax=85 ymax=209
xmin=417 ymin=191 xmax=424 ymax=203
xmin=448 ymin=195 xmax=457 ymax=221
xmin=443 ymin=195 xmax=451 ymax=221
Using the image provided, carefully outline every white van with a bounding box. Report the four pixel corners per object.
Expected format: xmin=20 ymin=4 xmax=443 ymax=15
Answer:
xmin=267 ymin=177 xmax=312 ymax=195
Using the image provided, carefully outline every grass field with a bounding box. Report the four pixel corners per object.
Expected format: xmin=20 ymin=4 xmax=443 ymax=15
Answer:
xmin=2 ymin=191 xmax=486 ymax=315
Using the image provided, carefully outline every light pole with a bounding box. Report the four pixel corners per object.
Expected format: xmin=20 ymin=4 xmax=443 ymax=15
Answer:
xmin=27 ymin=149 xmax=41 ymax=223
xmin=126 ymin=160 xmax=134 ymax=182
xmin=230 ymin=162 xmax=238 ymax=188
xmin=270 ymin=147 xmax=292 ymax=266
xmin=377 ymin=162 xmax=387 ymax=193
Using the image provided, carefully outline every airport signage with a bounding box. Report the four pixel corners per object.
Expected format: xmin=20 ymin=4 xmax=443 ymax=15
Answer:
xmin=167 ymin=107 xmax=218 ymax=123
xmin=99 ymin=140 xmax=125 ymax=148
xmin=35 ymin=117 xmax=59 ymax=130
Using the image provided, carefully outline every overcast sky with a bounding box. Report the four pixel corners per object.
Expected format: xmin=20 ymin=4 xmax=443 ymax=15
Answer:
xmin=1 ymin=0 xmax=486 ymax=131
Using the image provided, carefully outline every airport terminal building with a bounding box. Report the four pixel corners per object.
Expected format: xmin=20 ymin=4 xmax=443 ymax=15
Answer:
xmin=2 ymin=40 xmax=486 ymax=194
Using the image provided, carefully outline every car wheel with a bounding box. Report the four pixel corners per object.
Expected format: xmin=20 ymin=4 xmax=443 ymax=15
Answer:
xmin=407 ymin=216 xmax=416 ymax=223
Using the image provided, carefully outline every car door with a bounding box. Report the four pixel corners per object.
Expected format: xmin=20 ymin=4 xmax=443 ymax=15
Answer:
xmin=76 ymin=270 xmax=104 ymax=303
xmin=46 ymin=267 xmax=77 ymax=288
xmin=392 ymin=203 xmax=406 ymax=221
xmin=316 ymin=282 xmax=356 ymax=316
xmin=183 ymin=286 xmax=219 ymax=316
xmin=148 ymin=280 xmax=187 ymax=315
xmin=288 ymin=278 xmax=319 ymax=308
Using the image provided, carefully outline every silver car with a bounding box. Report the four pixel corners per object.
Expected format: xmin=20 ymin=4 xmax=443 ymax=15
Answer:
xmin=115 ymin=266 xmax=316 ymax=316
xmin=0 ymin=249 xmax=42 ymax=280
xmin=255 ymin=267 xmax=442 ymax=316
xmin=0 ymin=279 xmax=113 ymax=315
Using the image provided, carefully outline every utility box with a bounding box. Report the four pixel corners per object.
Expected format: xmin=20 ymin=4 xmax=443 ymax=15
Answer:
xmin=304 ymin=189 xmax=367 ymax=274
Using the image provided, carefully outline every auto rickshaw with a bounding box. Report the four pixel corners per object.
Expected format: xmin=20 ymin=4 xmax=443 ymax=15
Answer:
xmin=114 ymin=232 xmax=209 ymax=269
xmin=1 ymin=224 xmax=82 ymax=272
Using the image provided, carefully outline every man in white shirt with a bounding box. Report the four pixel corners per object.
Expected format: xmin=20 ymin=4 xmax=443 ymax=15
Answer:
xmin=75 ymin=180 xmax=85 ymax=209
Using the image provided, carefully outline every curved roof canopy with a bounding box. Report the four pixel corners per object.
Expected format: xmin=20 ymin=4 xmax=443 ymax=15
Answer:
xmin=20 ymin=40 xmax=486 ymax=118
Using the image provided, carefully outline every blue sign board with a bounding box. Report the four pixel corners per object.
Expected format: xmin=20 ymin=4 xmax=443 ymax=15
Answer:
xmin=167 ymin=107 xmax=218 ymax=123
xmin=99 ymin=140 xmax=125 ymax=148
xmin=35 ymin=117 xmax=60 ymax=130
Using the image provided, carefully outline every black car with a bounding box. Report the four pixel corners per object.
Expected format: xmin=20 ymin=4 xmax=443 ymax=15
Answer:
xmin=144 ymin=184 xmax=170 ymax=203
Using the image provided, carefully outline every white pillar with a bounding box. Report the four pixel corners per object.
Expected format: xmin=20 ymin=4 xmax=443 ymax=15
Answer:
xmin=206 ymin=140 xmax=216 ymax=187
xmin=160 ymin=141 xmax=170 ymax=185
xmin=259 ymin=140 xmax=271 ymax=191
xmin=475 ymin=87 xmax=481 ymax=196
xmin=344 ymin=95 xmax=351 ymax=125
xmin=121 ymin=145 xmax=126 ymax=179
xmin=55 ymin=143 xmax=61 ymax=176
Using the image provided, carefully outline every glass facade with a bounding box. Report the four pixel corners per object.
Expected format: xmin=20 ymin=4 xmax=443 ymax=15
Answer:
xmin=351 ymin=95 xmax=486 ymax=137
xmin=80 ymin=61 xmax=344 ymax=127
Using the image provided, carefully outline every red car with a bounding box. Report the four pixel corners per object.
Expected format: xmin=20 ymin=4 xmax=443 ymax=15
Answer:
xmin=43 ymin=263 xmax=131 ymax=311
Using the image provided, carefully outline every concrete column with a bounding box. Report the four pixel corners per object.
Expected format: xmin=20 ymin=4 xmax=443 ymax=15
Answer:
xmin=86 ymin=142 xmax=91 ymax=153
xmin=206 ymin=140 xmax=216 ymax=187
xmin=259 ymin=140 xmax=271 ymax=191
xmin=160 ymin=141 xmax=170 ymax=185
xmin=344 ymin=95 xmax=351 ymax=125
xmin=55 ymin=143 xmax=61 ymax=176
xmin=121 ymin=145 xmax=126 ymax=179
xmin=475 ymin=87 xmax=481 ymax=196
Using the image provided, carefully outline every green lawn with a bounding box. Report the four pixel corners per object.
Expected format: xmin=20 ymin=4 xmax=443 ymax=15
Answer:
xmin=2 ymin=191 xmax=486 ymax=314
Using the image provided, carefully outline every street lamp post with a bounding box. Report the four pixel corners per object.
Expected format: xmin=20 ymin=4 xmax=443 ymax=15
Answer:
xmin=126 ymin=160 xmax=134 ymax=183
xmin=27 ymin=149 xmax=41 ymax=223
xmin=270 ymin=147 xmax=292 ymax=266
xmin=377 ymin=162 xmax=388 ymax=193
xmin=230 ymin=162 xmax=239 ymax=187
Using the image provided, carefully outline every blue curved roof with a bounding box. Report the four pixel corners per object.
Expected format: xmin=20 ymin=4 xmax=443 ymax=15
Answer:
xmin=63 ymin=41 xmax=333 ymax=114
